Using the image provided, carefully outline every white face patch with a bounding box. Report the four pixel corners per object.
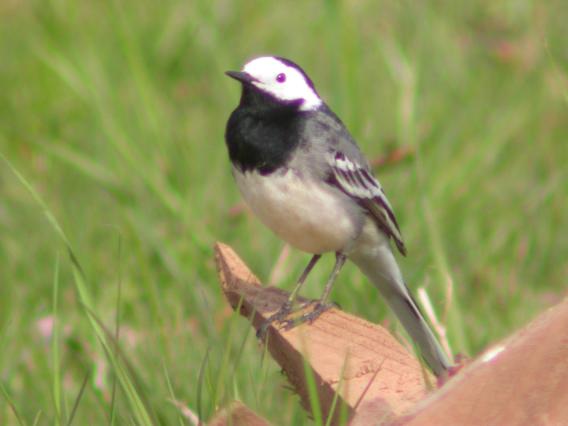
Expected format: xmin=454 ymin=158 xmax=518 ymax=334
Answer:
xmin=242 ymin=57 xmax=322 ymax=111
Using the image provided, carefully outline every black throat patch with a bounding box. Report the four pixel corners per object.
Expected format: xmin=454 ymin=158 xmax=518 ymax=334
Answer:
xmin=226 ymin=83 xmax=311 ymax=175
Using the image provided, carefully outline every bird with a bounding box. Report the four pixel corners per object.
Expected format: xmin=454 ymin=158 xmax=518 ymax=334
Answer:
xmin=224 ymin=56 xmax=452 ymax=376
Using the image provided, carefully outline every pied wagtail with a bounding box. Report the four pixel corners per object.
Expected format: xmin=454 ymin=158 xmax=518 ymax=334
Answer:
xmin=224 ymin=56 xmax=452 ymax=376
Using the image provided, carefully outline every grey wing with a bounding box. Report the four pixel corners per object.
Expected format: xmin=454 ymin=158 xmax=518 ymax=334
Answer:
xmin=328 ymin=150 xmax=407 ymax=256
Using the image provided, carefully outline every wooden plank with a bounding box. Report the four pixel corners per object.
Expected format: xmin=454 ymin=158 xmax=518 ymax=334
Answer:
xmin=214 ymin=242 xmax=428 ymax=425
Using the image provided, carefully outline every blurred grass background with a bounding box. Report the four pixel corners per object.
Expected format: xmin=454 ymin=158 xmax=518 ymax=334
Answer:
xmin=1 ymin=0 xmax=567 ymax=424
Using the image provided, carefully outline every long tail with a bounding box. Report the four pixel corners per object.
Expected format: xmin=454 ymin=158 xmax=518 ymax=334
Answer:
xmin=350 ymin=244 xmax=452 ymax=376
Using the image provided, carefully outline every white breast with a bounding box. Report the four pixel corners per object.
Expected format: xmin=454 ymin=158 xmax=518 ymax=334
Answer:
xmin=234 ymin=168 xmax=360 ymax=254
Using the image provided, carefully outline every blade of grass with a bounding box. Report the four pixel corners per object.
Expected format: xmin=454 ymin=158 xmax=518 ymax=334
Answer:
xmin=162 ymin=361 xmax=186 ymax=426
xmin=0 ymin=383 xmax=25 ymax=426
xmin=66 ymin=371 xmax=89 ymax=426
xmin=52 ymin=253 xmax=63 ymax=426
xmin=211 ymin=296 xmax=246 ymax=412
xmin=0 ymin=153 xmax=72 ymax=249
xmin=324 ymin=354 xmax=349 ymax=426
xmin=110 ymin=235 xmax=123 ymax=426
xmin=257 ymin=334 xmax=272 ymax=407
xmin=32 ymin=410 xmax=43 ymax=426
xmin=84 ymin=306 xmax=157 ymax=426
xmin=302 ymin=356 xmax=323 ymax=426
xmin=229 ymin=306 xmax=254 ymax=379
xmin=196 ymin=347 xmax=210 ymax=425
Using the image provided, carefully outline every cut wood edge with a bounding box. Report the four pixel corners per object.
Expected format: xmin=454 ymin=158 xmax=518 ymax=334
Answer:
xmin=214 ymin=242 xmax=429 ymax=425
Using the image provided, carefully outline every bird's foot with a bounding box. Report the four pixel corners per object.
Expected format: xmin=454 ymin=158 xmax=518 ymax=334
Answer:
xmin=280 ymin=301 xmax=336 ymax=331
xmin=256 ymin=301 xmax=295 ymax=340
xmin=257 ymin=299 xmax=329 ymax=340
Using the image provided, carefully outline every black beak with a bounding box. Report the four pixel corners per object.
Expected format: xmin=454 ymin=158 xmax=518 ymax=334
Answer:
xmin=225 ymin=71 xmax=257 ymax=84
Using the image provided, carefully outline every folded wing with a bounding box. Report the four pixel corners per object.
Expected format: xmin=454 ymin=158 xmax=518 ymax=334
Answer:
xmin=327 ymin=151 xmax=406 ymax=256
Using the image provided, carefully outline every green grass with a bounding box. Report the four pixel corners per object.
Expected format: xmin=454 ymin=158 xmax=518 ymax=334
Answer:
xmin=1 ymin=0 xmax=567 ymax=424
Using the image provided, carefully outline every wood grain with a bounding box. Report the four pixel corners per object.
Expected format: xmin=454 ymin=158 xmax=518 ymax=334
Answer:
xmin=215 ymin=242 xmax=428 ymax=425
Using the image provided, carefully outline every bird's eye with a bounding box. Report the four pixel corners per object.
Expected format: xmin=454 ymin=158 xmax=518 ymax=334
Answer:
xmin=276 ymin=73 xmax=286 ymax=83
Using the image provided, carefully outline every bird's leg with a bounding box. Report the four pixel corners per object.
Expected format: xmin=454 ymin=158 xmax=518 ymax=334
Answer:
xmin=256 ymin=254 xmax=321 ymax=339
xmin=281 ymin=252 xmax=347 ymax=330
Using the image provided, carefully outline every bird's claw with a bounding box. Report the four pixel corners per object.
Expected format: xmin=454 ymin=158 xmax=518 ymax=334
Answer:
xmin=256 ymin=301 xmax=337 ymax=339
xmin=256 ymin=301 xmax=294 ymax=340
xmin=279 ymin=301 xmax=335 ymax=331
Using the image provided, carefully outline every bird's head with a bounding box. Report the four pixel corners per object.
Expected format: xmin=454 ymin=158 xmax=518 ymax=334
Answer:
xmin=226 ymin=56 xmax=322 ymax=111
